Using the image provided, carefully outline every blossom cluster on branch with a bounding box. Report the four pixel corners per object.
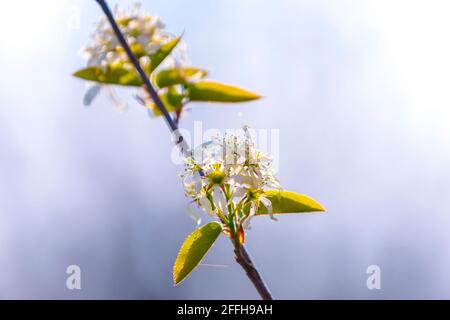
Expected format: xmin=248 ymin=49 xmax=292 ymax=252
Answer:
xmin=83 ymin=4 xmax=173 ymax=71
xmin=181 ymin=127 xmax=280 ymax=243
xmin=74 ymin=2 xmax=325 ymax=290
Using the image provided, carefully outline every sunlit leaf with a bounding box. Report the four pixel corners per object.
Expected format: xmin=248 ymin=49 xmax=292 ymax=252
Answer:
xmin=73 ymin=66 xmax=142 ymax=87
xmin=73 ymin=37 xmax=182 ymax=87
xmin=166 ymin=86 xmax=184 ymax=107
xmin=149 ymin=86 xmax=184 ymax=116
xmin=149 ymin=36 xmax=181 ymax=72
xmin=117 ymin=17 xmax=132 ymax=27
xmin=173 ymin=222 xmax=222 ymax=285
xmin=155 ymin=67 xmax=207 ymax=88
xmin=187 ymin=81 xmax=261 ymax=103
xmin=129 ymin=43 xmax=147 ymax=58
xmin=257 ymin=190 xmax=325 ymax=215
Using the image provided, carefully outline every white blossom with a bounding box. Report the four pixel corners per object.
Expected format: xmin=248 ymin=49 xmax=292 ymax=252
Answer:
xmin=80 ymin=3 xmax=187 ymax=108
xmin=82 ymin=3 xmax=171 ymax=71
xmin=180 ymin=127 xmax=280 ymax=230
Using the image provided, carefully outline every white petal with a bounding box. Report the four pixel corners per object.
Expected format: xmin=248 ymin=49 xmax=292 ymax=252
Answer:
xmin=199 ymin=196 xmax=214 ymax=216
xmin=107 ymin=86 xmax=127 ymax=112
xmin=212 ymin=187 xmax=227 ymax=214
xmin=242 ymin=202 xmax=256 ymax=229
xmin=83 ymin=85 xmax=101 ymax=106
xmin=233 ymin=186 xmax=246 ymax=198
xmin=192 ymin=171 xmax=203 ymax=193
xmin=187 ymin=203 xmax=202 ymax=226
xmin=260 ymin=196 xmax=277 ymax=221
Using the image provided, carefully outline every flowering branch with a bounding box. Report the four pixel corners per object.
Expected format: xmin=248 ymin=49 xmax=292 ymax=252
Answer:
xmin=94 ymin=0 xmax=274 ymax=300
xmin=75 ymin=0 xmax=324 ymax=300
xmin=94 ymin=0 xmax=190 ymax=155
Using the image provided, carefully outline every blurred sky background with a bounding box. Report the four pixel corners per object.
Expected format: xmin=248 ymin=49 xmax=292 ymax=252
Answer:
xmin=1 ymin=0 xmax=450 ymax=299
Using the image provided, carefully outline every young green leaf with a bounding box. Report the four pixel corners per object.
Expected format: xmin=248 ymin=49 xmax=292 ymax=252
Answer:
xmin=257 ymin=190 xmax=325 ymax=215
xmin=150 ymin=86 xmax=184 ymax=116
xmin=155 ymin=67 xmax=207 ymax=88
xmin=73 ymin=37 xmax=182 ymax=86
xmin=173 ymin=222 xmax=222 ymax=285
xmin=73 ymin=66 xmax=143 ymax=87
xmin=187 ymin=81 xmax=261 ymax=103
xmin=149 ymin=36 xmax=181 ymax=72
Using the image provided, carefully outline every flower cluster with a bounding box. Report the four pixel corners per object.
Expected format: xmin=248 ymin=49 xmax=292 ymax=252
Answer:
xmin=80 ymin=3 xmax=187 ymax=109
xmin=181 ymin=127 xmax=280 ymax=242
xmin=83 ymin=3 xmax=171 ymax=72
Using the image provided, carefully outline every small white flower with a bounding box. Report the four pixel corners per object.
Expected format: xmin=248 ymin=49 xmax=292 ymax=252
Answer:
xmin=180 ymin=127 xmax=280 ymax=230
xmin=83 ymin=4 xmax=171 ymax=69
xmin=80 ymin=3 xmax=187 ymax=107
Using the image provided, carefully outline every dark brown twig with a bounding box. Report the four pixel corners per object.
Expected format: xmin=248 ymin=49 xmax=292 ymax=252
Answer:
xmin=95 ymin=0 xmax=273 ymax=300
xmin=174 ymin=105 xmax=184 ymax=127
xmin=234 ymin=245 xmax=273 ymax=300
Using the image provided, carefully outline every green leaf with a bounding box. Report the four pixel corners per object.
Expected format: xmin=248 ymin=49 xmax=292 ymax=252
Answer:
xmin=73 ymin=36 xmax=181 ymax=87
xmin=187 ymin=81 xmax=261 ymax=103
xmin=129 ymin=43 xmax=147 ymax=59
xmin=257 ymin=190 xmax=325 ymax=215
xmin=151 ymin=86 xmax=184 ymax=116
xmin=149 ymin=36 xmax=181 ymax=72
xmin=166 ymin=86 xmax=184 ymax=107
xmin=73 ymin=65 xmax=143 ymax=87
xmin=173 ymin=222 xmax=222 ymax=285
xmin=155 ymin=67 xmax=207 ymax=88
xmin=117 ymin=17 xmax=132 ymax=27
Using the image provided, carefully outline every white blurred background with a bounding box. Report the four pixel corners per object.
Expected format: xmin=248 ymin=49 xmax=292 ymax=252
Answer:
xmin=0 ymin=0 xmax=449 ymax=299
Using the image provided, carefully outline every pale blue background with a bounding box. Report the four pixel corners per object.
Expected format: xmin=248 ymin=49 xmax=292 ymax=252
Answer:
xmin=0 ymin=0 xmax=449 ymax=299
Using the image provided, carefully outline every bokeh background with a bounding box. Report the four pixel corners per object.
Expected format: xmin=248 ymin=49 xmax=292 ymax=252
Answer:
xmin=1 ymin=0 xmax=450 ymax=299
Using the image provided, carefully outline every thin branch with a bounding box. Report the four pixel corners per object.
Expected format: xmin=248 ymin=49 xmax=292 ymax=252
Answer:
xmin=174 ymin=105 xmax=183 ymax=127
xmin=94 ymin=0 xmax=273 ymax=300
xmin=234 ymin=245 xmax=273 ymax=300
xmin=95 ymin=0 xmax=189 ymax=156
